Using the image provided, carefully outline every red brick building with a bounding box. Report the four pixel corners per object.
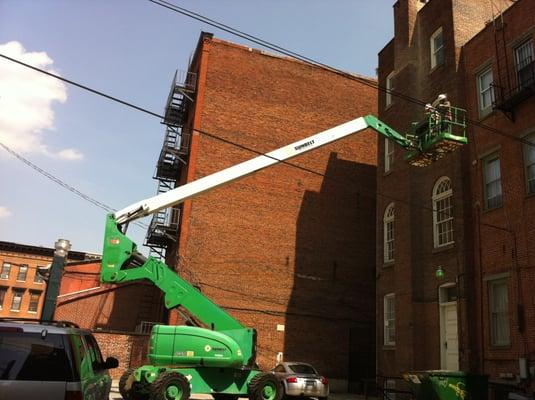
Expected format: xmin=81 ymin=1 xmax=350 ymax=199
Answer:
xmin=0 ymin=241 xmax=98 ymax=319
xmin=153 ymin=33 xmax=379 ymax=390
xmin=462 ymin=0 xmax=535 ymax=394
xmin=377 ymin=0 xmax=535 ymax=396
xmin=54 ymin=260 xmax=162 ymax=378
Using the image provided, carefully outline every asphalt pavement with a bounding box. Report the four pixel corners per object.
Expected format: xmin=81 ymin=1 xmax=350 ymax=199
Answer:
xmin=108 ymin=381 xmax=375 ymax=400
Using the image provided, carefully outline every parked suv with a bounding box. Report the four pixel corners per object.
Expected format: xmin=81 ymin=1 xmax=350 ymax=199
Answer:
xmin=0 ymin=319 xmax=118 ymax=400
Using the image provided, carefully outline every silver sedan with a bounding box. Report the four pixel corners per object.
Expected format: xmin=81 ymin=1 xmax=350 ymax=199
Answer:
xmin=272 ymin=362 xmax=329 ymax=399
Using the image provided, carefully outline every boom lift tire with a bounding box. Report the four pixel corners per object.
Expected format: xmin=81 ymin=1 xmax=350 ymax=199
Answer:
xmin=248 ymin=373 xmax=283 ymax=400
xmin=149 ymin=371 xmax=191 ymax=400
xmin=119 ymin=368 xmax=148 ymax=400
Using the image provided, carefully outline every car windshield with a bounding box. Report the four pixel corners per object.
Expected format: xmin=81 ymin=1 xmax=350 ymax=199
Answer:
xmin=288 ymin=364 xmax=317 ymax=374
xmin=0 ymin=331 xmax=74 ymax=381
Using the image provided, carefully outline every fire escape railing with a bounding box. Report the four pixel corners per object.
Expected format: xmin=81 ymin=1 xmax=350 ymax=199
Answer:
xmin=144 ymin=69 xmax=196 ymax=260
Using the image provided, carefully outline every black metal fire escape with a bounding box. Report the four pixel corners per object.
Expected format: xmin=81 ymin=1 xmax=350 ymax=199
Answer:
xmin=491 ymin=11 xmax=535 ymax=121
xmin=144 ymin=69 xmax=196 ymax=260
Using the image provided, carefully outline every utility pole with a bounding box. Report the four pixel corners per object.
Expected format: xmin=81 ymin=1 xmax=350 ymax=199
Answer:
xmin=41 ymin=238 xmax=71 ymax=321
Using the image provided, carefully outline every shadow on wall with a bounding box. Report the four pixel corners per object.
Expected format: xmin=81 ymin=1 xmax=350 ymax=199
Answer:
xmin=284 ymin=152 xmax=376 ymax=389
xmin=95 ymin=283 xmax=164 ymax=333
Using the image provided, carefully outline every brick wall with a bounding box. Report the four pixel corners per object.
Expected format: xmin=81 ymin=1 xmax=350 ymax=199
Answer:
xmin=0 ymin=250 xmax=48 ymax=318
xmin=376 ymin=0 xmax=513 ymax=379
xmin=0 ymin=242 xmax=96 ymax=319
xmin=93 ymin=331 xmax=150 ymax=380
xmin=168 ymin=34 xmax=378 ymax=386
xmin=461 ymin=0 xmax=535 ymax=391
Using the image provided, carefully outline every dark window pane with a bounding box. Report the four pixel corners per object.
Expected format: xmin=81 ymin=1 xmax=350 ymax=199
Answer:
xmin=0 ymin=332 xmax=74 ymax=381
xmin=289 ymin=364 xmax=317 ymax=374
xmin=28 ymin=293 xmax=40 ymax=313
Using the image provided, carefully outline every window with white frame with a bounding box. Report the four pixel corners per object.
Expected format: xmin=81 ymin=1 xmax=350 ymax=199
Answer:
xmin=515 ymin=40 xmax=534 ymax=89
xmin=1 ymin=263 xmax=11 ymax=280
xmin=489 ymin=279 xmax=510 ymax=346
xmin=11 ymin=290 xmax=24 ymax=312
xmin=477 ymin=67 xmax=495 ymax=115
xmin=430 ymin=27 xmax=444 ymax=69
xmin=433 ymin=177 xmax=454 ymax=247
xmin=524 ymin=133 xmax=535 ymax=194
xmin=384 ymin=294 xmax=396 ymax=346
xmin=383 ymin=203 xmax=395 ymax=263
xmin=483 ymin=154 xmax=503 ymax=209
xmin=386 ymin=71 xmax=395 ymax=107
xmin=16 ymin=264 xmax=28 ymax=281
xmin=385 ymin=138 xmax=394 ymax=173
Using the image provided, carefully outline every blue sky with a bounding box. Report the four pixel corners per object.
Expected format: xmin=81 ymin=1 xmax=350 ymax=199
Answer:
xmin=0 ymin=1 xmax=394 ymax=254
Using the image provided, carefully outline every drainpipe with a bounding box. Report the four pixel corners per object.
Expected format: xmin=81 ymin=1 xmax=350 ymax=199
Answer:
xmin=41 ymin=239 xmax=71 ymax=321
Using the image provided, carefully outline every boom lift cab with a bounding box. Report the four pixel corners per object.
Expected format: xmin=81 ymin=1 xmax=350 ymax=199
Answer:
xmin=101 ymin=108 xmax=466 ymax=400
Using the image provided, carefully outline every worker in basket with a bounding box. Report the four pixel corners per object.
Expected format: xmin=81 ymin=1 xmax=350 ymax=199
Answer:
xmin=425 ymin=93 xmax=452 ymax=135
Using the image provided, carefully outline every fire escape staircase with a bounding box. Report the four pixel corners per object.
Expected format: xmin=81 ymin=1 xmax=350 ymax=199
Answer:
xmin=144 ymin=69 xmax=196 ymax=260
xmin=491 ymin=13 xmax=535 ymax=121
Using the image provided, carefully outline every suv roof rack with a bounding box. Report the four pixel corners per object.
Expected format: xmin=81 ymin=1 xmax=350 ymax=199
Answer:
xmin=0 ymin=318 xmax=80 ymax=328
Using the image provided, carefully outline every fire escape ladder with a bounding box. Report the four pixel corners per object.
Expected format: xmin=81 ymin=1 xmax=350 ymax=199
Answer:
xmin=492 ymin=8 xmax=535 ymax=120
xmin=145 ymin=69 xmax=196 ymax=260
xmin=492 ymin=14 xmax=515 ymax=121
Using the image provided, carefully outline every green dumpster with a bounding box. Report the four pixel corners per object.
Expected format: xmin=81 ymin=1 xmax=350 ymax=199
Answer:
xmin=404 ymin=371 xmax=488 ymax=400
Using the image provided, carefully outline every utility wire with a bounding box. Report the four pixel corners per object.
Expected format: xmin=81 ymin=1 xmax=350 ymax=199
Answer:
xmin=148 ymin=0 xmax=535 ymax=149
xmin=0 ymin=52 xmax=429 ymax=217
xmin=0 ymin=53 xmax=161 ymax=120
xmin=0 ymin=141 xmax=149 ymax=230
xmin=0 ymin=53 xmax=516 ymax=234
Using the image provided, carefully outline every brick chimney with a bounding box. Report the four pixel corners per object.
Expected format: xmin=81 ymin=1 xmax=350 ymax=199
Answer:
xmin=393 ymin=0 xmax=428 ymax=50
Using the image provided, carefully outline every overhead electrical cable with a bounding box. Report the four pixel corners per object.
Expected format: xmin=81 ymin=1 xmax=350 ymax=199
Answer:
xmin=0 ymin=141 xmax=148 ymax=230
xmin=0 ymin=53 xmax=516 ymax=234
xmin=147 ymin=0 xmax=535 ymax=149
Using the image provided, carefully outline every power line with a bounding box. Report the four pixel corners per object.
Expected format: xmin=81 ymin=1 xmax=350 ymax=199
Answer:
xmin=0 ymin=53 xmax=162 ymax=120
xmin=0 ymin=141 xmax=148 ymax=230
xmin=148 ymin=0 xmax=535 ymax=149
xmin=0 ymin=52 xmax=428 ymax=218
xmin=0 ymin=52 xmax=516 ymax=235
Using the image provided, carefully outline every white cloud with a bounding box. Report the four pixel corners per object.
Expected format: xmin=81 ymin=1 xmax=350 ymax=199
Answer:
xmin=0 ymin=41 xmax=83 ymax=160
xmin=57 ymin=148 xmax=84 ymax=161
xmin=0 ymin=206 xmax=11 ymax=218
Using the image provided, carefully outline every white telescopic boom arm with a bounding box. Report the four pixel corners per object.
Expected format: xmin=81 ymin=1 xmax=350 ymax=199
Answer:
xmin=114 ymin=117 xmax=369 ymax=224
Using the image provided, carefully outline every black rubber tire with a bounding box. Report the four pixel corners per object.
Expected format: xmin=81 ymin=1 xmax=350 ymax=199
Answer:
xmin=149 ymin=371 xmax=191 ymax=400
xmin=119 ymin=368 xmax=149 ymax=400
xmin=213 ymin=394 xmax=240 ymax=400
xmin=248 ymin=373 xmax=283 ymax=400
xmin=119 ymin=369 xmax=135 ymax=400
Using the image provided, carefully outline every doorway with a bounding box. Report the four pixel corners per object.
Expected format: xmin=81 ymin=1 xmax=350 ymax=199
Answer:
xmin=439 ymin=283 xmax=459 ymax=370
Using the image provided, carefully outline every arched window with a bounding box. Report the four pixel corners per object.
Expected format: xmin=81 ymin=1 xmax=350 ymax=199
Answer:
xmin=433 ymin=177 xmax=454 ymax=247
xmin=383 ymin=203 xmax=395 ymax=263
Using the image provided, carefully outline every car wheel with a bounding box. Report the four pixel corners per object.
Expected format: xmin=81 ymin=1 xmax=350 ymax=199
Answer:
xmin=248 ymin=373 xmax=283 ymax=400
xmin=149 ymin=371 xmax=191 ymax=400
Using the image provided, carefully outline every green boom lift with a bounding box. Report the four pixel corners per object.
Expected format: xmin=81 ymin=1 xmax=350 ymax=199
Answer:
xmin=100 ymin=107 xmax=466 ymax=400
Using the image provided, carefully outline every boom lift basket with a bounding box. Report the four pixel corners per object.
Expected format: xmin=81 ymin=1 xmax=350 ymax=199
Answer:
xmin=405 ymin=106 xmax=467 ymax=167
